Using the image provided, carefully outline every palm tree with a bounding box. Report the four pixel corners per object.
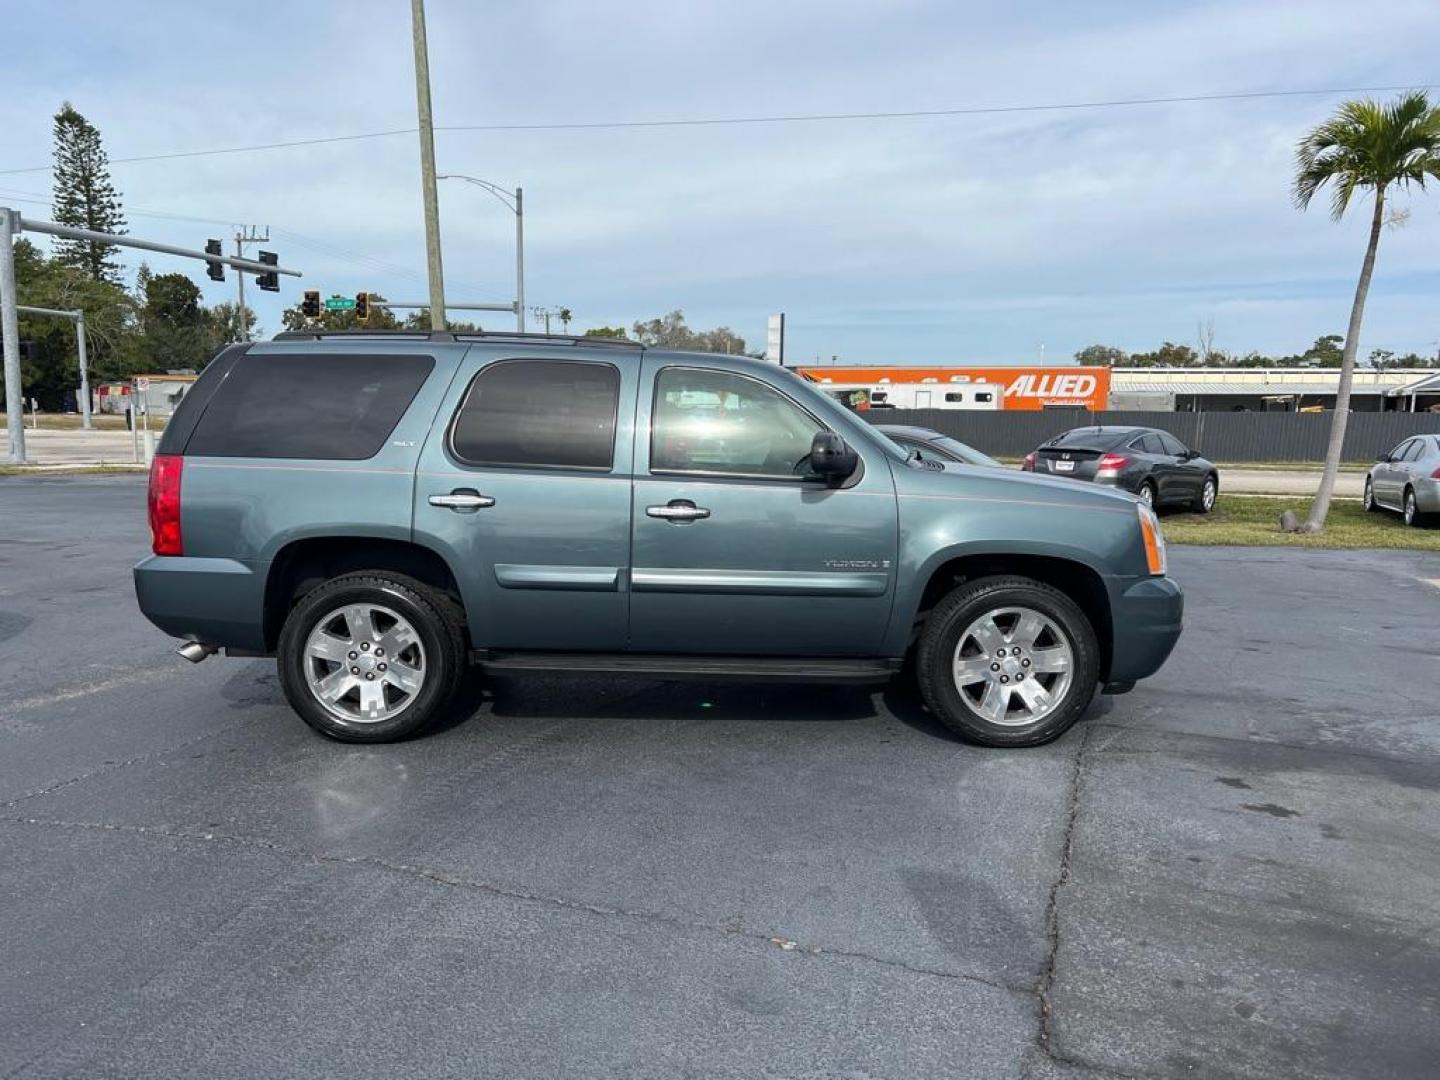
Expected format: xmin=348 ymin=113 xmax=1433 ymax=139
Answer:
xmin=1292 ymin=91 xmax=1440 ymax=532
xmin=558 ymin=307 xmax=572 ymax=332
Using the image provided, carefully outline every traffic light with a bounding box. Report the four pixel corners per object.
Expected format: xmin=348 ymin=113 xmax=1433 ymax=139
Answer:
xmin=301 ymin=290 xmax=321 ymax=319
xmin=255 ymin=251 xmax=279 ymax=292
xmin=355 ymin=292 xmax=370 ymax=323
xmin=205 ymin=239 xmax=225 ymax=282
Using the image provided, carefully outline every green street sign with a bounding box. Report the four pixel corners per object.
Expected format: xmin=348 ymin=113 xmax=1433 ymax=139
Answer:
xmin=324 ymin=296 xmax=356 ymax=311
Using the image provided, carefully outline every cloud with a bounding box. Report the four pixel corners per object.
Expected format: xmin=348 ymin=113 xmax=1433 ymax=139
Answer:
xmin=0 ymin=0 xmax=1436 ymax=360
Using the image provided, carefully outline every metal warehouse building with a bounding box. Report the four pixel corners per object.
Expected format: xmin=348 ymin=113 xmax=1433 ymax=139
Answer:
xmin=1109 ymin=367 xmax=1440 ymax=413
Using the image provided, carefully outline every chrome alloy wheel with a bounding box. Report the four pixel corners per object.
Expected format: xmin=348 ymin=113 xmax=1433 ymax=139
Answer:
xmin=1201 ymin=478 xmax=1217 ymax=511
xmin=303 ymin=603 xmax=426 ymax=724
xmin=1139 ymin=483 xmax=1155 ymax=507
xmin=1405 ymin=490 xmax=1417 ymax=526
xmin=952 ymin=606 xmax=1074 ymax=727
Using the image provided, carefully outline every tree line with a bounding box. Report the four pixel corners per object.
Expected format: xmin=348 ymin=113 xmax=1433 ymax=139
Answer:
xmin=2 ymin=103 xmax=253 ymax=410
xmin=1074 ymin=334 xmax=1434 ymax=370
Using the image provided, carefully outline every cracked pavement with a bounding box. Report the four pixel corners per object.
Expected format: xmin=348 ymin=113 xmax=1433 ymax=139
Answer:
xmin=2 ymin=475 xmax=1438 ymax=1079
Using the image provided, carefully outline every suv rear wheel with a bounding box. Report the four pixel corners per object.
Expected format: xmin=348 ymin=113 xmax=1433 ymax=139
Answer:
xmin=916 ymin=575 xmax=1099 ymax=747
xmin=277 ymin=572 xmax=468 ymax=742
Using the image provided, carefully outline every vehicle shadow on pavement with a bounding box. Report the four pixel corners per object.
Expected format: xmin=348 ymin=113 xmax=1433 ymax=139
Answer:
xmin=481 ymin=674 xmax=884 ymax=727
xmin=219 ymin=659 xmax=1108 ymax=746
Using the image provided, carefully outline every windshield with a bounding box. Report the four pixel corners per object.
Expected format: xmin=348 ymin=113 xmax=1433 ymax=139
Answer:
xmin=932 ymin=436 xmax=1001 ymax=467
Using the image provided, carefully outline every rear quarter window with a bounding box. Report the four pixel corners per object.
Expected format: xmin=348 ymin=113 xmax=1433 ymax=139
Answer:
xmin=184 ymin=353 xmax=435 ymax=460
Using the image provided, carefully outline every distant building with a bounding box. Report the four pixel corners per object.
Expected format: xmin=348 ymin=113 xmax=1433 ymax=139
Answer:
xmin=797 ymin=364 xmax=1440 ymax=413
xmin=1109 ymin=367 xmax=1440 ymax=412
xmin=796 ymin=366 xmax=1111 ymax=411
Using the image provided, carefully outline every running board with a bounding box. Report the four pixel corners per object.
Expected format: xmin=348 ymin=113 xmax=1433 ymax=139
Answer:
xmin=477 ymin=652 xmax=902 ymax=685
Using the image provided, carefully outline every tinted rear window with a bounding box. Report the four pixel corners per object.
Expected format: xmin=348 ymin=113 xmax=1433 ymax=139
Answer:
xmin=1048 ymin=428 xmax=1126 ymax=449
xmin=185 ymin=353 xmax=434 ymax=460
xmin=450 ymin=359 xmax=619 ymax=470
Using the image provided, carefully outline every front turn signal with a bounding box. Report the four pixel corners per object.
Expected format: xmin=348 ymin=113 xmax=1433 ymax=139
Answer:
xmin=1138 ymin=504 xmax=1166 ymax=576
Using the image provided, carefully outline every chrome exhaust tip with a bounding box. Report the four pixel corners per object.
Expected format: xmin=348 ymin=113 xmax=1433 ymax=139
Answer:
xmin=176 ymin=641 xmax=218 ymax=664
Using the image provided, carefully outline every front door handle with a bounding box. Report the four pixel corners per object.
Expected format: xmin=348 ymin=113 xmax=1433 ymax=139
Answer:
xmin=429 ymin=489 xmax=496 ymax=510
xmin=646 ymin=500 xmax=711 ymax=523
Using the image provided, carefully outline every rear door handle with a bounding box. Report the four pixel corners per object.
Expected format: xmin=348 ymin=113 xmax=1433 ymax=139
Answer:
xmin=646 ymin=501 xmax=710 ymax=523
xmin=430 ymin=490 xmax=496 ymax=510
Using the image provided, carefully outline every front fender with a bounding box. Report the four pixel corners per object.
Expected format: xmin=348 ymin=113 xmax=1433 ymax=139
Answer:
xmin=882 ymin=482 xmax=1145 ymax=656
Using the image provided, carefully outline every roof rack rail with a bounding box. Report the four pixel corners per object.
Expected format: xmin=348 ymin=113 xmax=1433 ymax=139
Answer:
xmin=271 ymin=328 xmax=642 ymax=348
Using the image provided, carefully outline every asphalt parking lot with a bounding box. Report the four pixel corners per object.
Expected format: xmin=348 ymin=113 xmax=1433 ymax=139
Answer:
xmin=2 ymin=475 xmax=1438 ymax=1079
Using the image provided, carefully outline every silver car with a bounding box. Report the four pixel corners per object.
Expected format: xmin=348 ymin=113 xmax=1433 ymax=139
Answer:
xmin=1365 ymin=435 xmax=1440 ymax=527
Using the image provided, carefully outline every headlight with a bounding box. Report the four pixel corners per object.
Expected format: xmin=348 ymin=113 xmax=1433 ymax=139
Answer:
xmin=1137 ymin=504 xmax=1167 ymax=576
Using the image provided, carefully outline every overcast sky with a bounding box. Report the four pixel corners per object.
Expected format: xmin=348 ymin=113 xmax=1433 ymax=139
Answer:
xmin=1 ymin=0 xmax=1437 ymax=365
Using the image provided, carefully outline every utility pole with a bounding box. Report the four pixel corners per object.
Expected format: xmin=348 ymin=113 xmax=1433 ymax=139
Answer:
xmin=233 ymin=226 xmax=268 ymax=342
xmin=514 ymin=187 xmax=525 ymax=332
xmin=410 ymin=0 xmax=446 ymax=330
xmin=1 ymin=207 xmax=24 ymax=464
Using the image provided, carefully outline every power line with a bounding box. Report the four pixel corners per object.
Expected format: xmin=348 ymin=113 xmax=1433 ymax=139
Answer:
xmin=0 ymin=83 xmax=1429 ymax=176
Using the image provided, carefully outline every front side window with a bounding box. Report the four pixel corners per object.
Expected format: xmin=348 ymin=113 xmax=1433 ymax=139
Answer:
xmin=1388 ymin=440 xmax=1413 ymax=461
xmin=1402 ymin=440 xmax=1425 ymax=462
xmin=651 ymin=367 xmax=823 ymax=478
xmin=451 ymin=359 xmax=619 ymax=469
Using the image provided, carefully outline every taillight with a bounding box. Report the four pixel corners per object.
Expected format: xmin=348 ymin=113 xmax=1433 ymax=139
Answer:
xmin=1098 ymin=453 xmax=1128 ymax=472
xmin=148 ymin=454 xmax=184 ymax=556
xmin=1022 ymin=452 xmax=1036 ymax=471
xmin=1432 ymin=467 xmax=1440 ymax=480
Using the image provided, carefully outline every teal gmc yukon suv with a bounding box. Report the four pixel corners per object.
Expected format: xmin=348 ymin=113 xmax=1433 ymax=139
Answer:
xmin=135 ymin=331 xmax=1183 ymax=747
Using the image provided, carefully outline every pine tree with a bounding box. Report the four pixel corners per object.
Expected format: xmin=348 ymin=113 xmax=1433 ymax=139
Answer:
xmin=51 ymin=102 xmax=127 ymax=283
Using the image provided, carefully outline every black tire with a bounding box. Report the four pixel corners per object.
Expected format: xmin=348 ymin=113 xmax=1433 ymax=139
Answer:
xmin=277 ymin=572 xmax=468 ymax=742
xmin=1363 ymin=478 xmax=1379 ymax=513
xmin=1192 ymin=474 xmax=1218 ymax=514
xmin=1137 ymin=480 xmax=1157 ymax=509
xmin=916 ymin=575 xmax=1100 ymax=747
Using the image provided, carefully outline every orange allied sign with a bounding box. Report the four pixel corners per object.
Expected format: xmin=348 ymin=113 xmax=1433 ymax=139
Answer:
xmin=796 ymin=366 xmax=1112 ymax=411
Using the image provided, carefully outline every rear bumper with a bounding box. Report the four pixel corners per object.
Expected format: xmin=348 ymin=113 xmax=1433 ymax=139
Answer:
xmin=133 ymin=555 xmax=267 ymax=651
xmin=1106 ymin=574 xmax=1184 ymax=685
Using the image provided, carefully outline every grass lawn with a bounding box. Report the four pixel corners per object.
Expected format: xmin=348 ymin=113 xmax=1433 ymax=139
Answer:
xmin=1214 ymin=460 xmax=1369 ymax=473
xmin=1163 ymin=494 xmax=1440 ymax=551
xmin=0 ymin=464 xmax=145 ymax=477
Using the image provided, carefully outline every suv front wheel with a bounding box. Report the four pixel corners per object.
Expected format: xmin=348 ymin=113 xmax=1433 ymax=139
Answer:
xmin=916 ymin=576 xmax=1099 ymax=747
xmin=277 ymin=572 xmax=468 ymax=742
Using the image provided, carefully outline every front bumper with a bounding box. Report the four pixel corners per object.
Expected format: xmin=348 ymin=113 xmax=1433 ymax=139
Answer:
xmin=1107 ymin=574 xmax=1184 ymax=685
xmin=133 ymin=555 xmax=267 ymax=651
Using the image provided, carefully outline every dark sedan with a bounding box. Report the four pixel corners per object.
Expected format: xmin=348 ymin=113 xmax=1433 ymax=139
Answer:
xmin=876 ymin=425 xmax=1002 ymax=467
xmin=1023 ymin=425 xmax=1218 ymax=512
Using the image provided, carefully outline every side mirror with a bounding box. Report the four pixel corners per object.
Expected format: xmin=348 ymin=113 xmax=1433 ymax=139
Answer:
xmin=810 ymin=431 xmax=858 ymax=485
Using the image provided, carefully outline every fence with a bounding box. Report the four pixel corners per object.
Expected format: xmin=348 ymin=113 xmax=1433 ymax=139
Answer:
xmin=863 ymin=408 xmax=1440 ymax=463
